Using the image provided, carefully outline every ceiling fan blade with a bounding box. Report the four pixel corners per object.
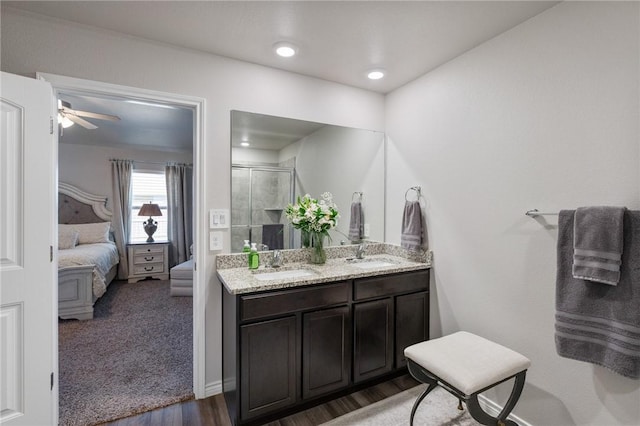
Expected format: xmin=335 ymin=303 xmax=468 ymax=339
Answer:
xmin=65 ymin=108 xmax=120 ymax=122
xmin=65 ymin=113 xmax=98 ymax=130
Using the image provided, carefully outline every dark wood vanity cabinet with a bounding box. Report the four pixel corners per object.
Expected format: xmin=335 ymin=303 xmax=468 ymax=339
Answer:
xmin=240 ymin=316 xmax=298 ymax=419
xmin=302 ymin=306 xmax=351 ymax=399
xmin=222 ymin=269 xmax=429 ymax=425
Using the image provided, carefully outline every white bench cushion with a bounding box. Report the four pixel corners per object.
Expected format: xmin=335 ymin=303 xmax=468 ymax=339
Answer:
xmin=170 ymin=259 xmax=193 ymax=280
xmin=404 ymin=331 xmax=531 ymax=395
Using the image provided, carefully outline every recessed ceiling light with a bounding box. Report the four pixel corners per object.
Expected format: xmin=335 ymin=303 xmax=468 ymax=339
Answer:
xmin=367 ymin=69 xmax=385 ymax=80
xmin=274 ymin=42 xmax=298 ymax=58
xmin=241 ymin=142 xmax=250 ymax=147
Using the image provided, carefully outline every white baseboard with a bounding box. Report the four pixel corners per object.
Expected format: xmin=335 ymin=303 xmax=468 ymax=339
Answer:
xmin=204 ymin=380 xmax=222 ymax=398
xmin=478 ymin=395 xmax=532 ymax=426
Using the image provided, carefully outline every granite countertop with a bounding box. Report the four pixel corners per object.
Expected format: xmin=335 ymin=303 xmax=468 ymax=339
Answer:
xmin=216 ymin=242 xmax=432 ymax=295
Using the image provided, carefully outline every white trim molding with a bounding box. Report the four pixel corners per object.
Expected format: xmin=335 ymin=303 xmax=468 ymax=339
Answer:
xmin=479 ymin=395 xmax=532 ymax=426
xmin=205 ymin=380 xmax=223 ymax=398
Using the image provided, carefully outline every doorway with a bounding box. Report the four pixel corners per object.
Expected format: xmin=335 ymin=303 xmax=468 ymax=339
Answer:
xmin=38 ymin=72 xmax=206 ymax=420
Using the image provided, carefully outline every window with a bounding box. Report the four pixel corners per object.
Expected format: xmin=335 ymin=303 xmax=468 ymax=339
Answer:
xmin=130 ymin=170 xmax=168 ymax=243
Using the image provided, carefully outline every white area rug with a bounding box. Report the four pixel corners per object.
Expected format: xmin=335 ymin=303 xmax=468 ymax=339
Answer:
xmin=322 ymin=385 xmax=477 ymax=425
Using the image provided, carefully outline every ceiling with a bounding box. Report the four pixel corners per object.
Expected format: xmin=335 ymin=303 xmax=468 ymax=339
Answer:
xmin=57 ymin=91 xmax=194 ymax=152
xmin=5 ymin=1 xmax=560 ymax=151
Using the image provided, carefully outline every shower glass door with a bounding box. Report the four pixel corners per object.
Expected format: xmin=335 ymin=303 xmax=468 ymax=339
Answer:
xmin=231 ymin=166 xmax=294 ymax=252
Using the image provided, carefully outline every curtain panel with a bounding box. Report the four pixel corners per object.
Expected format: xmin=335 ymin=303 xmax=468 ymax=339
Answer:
xmin=110 ymin=159 xmax=133 ymax=279
xmin=166 ymin=163 xmax=193 ymax=266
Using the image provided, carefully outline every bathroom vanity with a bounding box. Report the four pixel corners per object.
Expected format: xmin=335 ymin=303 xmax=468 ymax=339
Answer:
xmin=217 ymin=244 xmax=431 ymax=425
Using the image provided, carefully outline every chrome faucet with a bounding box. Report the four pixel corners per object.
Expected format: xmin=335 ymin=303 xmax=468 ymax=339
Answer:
xmin=270 ymin=250 xmax=284 ymax=268
xmin=355 ymin=243 xmax=366 ymax=259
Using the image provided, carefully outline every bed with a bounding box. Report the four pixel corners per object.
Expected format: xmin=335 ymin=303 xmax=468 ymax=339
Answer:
xmin=58 ymin=182 xmax=120 ymax=320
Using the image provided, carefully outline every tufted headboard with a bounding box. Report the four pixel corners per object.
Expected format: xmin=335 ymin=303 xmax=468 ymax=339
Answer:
xmin=58 ymin=182 xmax=112 ymax=224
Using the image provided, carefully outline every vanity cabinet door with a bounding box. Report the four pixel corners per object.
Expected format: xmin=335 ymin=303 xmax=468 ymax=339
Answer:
xmin=302 ymin=306 xmax=351 ymax=399
xmin=353 ymin=298 xmax=394 ymax=383
xmin=395 ymin=291 xmax=429 ymax=368
xmin=240 ymin=316 xmax=298 ymax=420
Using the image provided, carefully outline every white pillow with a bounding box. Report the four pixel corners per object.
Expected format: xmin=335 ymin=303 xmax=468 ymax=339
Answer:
xmin=58 ymin=229 xmax=79 ymax=250
xmin=60 ymin=222 xmax=111 ymax=244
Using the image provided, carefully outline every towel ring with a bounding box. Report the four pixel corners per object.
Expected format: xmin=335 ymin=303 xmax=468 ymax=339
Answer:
xmin=352 ymin=191 xmax=363 ymax=202
xmin=405 ymin=186 xmax=421 ymax=201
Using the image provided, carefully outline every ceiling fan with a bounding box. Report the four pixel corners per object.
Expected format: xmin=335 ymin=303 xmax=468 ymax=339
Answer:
xmin=58 ymin=99 xmax=121 ymax=130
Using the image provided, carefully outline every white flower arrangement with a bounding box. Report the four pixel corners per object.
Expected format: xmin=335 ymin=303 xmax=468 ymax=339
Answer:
xmin=285 ymin=192 xmax=339 ymax=236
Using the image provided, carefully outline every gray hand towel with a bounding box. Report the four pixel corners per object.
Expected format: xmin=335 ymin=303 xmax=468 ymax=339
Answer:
xmin=556 ymin=210 xmax=640 ymax=379
xmin=348 ymin=201 xmax=364 ymax=242
xmin=400 ymin=200 xmax=423 ymax=251
xmin=573 ymin=206 xmax=626 ymax=285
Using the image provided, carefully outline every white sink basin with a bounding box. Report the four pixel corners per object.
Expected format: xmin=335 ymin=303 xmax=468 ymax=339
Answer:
xmin=350 ymin=260 xmax=397 ymax=269
xmin=253 ymin=269 xmax=317 ymax=281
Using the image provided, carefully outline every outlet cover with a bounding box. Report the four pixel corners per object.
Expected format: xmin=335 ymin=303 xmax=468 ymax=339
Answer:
xmin=210 ymin=231 xmax=223 ymax=251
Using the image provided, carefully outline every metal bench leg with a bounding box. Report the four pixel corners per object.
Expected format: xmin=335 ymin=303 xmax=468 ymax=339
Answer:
xmin=466 ymin=371 xmax=527 ymax=426
xmin=407 ymin=360 xmax=439 ymax=426
xmin=409 ymin=382 xmax=437 ymax=426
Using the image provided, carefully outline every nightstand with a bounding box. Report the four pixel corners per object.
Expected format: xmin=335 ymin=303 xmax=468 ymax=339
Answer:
xmin=127 ymin=242 xmax=169 ymax=283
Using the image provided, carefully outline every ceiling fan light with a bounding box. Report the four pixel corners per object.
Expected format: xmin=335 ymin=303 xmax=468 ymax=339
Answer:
xmin=274 ymin=42 xmax=297 ymax=58
xmin=58 ymin=113 xmax=75 ymax=128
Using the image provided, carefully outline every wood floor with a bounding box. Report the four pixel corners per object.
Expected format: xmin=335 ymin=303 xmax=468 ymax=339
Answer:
xmin=100 ymin=374 xmax=420 ymax=426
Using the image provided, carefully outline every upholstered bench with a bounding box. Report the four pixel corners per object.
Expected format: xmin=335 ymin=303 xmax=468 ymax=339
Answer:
xmin=404 ymin=331 xmax=531 ymax=426
xmin=170 ymin=259 xmax=193 ymax=296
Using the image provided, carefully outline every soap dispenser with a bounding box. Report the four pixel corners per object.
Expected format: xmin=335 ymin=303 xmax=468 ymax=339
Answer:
xmin=242 ymin=240 xmax=251 ymax=253
xmin=248 ymin=243 xmax=259 ymax=269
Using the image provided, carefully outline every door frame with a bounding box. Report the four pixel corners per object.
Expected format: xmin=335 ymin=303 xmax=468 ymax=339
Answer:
xmin=37 ymin=72 xmax=207 ymax=399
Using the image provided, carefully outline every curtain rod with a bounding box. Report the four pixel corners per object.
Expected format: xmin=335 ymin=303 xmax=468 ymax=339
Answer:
xmin=110 ymin=158 xmax=192 ymax=167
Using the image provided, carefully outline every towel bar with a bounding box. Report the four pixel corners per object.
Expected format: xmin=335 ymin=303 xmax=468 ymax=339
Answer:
xmin=525 ymin=209 xmax=558 ymax=217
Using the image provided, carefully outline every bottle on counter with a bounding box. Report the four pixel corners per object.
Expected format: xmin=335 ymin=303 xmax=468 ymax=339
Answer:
xmin=248 ymin=243 xmax=259 ymax=269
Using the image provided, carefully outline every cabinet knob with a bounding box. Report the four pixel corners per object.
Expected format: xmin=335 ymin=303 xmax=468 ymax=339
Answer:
xmin=145 ymin=256 xmax=154 ymax=261
xmin=144 ymin=266 xmax=154 ymax=272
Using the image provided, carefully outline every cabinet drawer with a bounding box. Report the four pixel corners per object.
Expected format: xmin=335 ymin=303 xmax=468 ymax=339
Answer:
xmin=132 ymin=245 xmax=165 ymax=255
xmin=241 ymin=281 xmax=350 ymax=322
xmin=354 ymin=270 xmax=428 ymax=301
xmin=133 ymin=253 xmax=164 ymax=265
xmin=132 ymin=263 xmax=165 ymax=275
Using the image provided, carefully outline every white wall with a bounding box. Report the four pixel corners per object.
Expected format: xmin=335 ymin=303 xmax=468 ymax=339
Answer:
xmin=385 ymin=2 xmax=639 ymax=425
xmin=1 ymin=7 xmax=384 ymax=392
xmin=59 ymin=143 xmax=192 ymax=210
xmin=282 ymin=125 xmax=385 ymax=243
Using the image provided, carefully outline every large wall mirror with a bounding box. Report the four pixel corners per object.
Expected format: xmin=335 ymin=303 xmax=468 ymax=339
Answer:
xmin=231 ymin=110 xmax=385 ymax=253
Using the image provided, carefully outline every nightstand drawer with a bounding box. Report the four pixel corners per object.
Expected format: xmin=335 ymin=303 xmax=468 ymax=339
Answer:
xmin=132 ymin=263 xmax=165 ymax=275
xmin=132 ymin=245 xmax=166 ymax=256
xmin=133 ymin=253 xmax=164 ymax=265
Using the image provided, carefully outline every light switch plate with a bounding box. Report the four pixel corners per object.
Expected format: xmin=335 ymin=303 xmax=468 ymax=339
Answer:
xmin=209 ymin=209 xmax=230 ymax=229
xmin=210 ymin=231 xmax=223 ymax=251
xmin=364 ymin=223 xmax=370 ymax=237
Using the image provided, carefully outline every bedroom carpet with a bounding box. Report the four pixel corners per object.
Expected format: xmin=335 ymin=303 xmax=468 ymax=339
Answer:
xmin=321 ymin=385 xmax=477 ymax=426
xmin=58 ymin=279 xmax=193 ymax=426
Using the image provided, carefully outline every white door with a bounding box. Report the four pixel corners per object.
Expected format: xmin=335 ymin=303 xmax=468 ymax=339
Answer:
xmin=0 ymin=72 xmax=56 ymax=425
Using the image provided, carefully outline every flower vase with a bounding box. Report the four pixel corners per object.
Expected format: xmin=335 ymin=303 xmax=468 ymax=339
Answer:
xmin=308 ymin=232 xmax=327 ymax=264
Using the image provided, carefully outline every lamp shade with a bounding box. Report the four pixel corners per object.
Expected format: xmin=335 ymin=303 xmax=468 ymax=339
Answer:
xmin=138 ymin=203 xmax=162 ymax=217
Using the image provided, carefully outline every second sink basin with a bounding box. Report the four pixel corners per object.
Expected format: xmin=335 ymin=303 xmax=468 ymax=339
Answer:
xmin=253 ymin=269 xmax=317 ymax=281
xmin=349 ymin=259 xmax=398 ymax=269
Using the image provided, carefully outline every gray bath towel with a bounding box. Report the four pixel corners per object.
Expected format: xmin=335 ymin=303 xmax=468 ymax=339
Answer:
xmin=400 ymin=201 xmax=423 ymax=251
xmin=262 ymin=224 xmax=284 ymax=250
xmin=573 ymin=206 xmax=625 ymax=285
xmin=348 ymin=201 xmax=364 ymax=242
xmin=556 ymin=210 xmax=640 ymax=379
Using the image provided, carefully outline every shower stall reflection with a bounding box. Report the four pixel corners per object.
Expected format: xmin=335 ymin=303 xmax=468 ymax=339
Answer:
xmin=231 ymin=165 xmax=294 ymax=253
